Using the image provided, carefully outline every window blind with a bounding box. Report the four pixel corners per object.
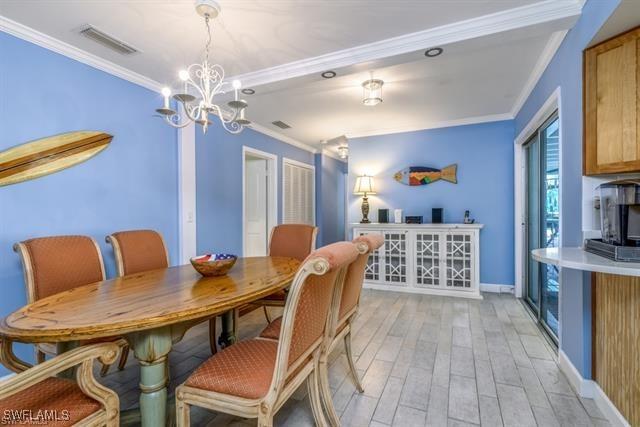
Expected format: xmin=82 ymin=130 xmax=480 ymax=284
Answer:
xmin=283 ymin=160 xmax=315 ymax=225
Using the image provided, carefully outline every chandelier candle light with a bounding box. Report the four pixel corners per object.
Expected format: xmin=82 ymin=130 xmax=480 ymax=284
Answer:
xmin=156 ymin=0 xmax=250 ymax=134
xmin=354 ymin=175 xmax=376 ymax=223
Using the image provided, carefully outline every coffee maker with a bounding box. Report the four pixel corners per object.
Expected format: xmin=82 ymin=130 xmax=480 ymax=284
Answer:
xmin=585 ymin=179 xmax=640 ymax=261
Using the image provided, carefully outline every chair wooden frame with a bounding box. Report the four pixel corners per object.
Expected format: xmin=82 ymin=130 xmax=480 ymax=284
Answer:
xmin=14 ymin=238 xmax=128 ymax=376
xmin=207 ymin=225 xmax=318 ymax=355
xmin=319 ymin=240 xmax=370 ymax=426
xmin=176 ymin=253 xmax=348 ymax=427
xmin=105 ymin=230 xmax=170 ymax=278
xmin=0 ymin=338 xmax=121 ymax=426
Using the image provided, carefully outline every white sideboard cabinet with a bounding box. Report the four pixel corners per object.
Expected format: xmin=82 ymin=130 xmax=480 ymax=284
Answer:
xmin=352 ymin=223 xmax=484 ymax=299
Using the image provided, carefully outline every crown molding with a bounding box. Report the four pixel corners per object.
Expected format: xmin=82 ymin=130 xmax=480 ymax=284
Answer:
xmin=231 ymin=0 xmax=583 ymax=88
xmin=511 ymin=30 xmax=567 ymax=117
xmin=0 ymin=15 xmax=163 ymax=93
xmin=248 ymin=122 xmax=318 ymax=154
xmin=346 ymin=113 xmax=513 ymax=139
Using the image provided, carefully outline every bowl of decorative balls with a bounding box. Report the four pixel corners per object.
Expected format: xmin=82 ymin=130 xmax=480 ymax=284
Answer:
xmin=190 ymin=253 xmax=237 ymax=277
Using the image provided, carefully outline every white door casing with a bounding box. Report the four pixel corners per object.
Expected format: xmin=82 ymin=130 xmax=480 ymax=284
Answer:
xmin=242 ymin=146 xmax=277 ymax=257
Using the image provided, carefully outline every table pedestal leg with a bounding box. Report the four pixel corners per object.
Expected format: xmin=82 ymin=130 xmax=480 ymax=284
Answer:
xmin=128 ymin=327 xmax=173 ymax=427
xmin=218 ymin=310 xmax=237 ymax=348
xmin=56 ymin=341 xmax=79 ymax=379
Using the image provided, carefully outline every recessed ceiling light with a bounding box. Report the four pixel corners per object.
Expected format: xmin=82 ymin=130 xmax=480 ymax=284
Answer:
xmin=424 ymin=47 xmax=443 ymax=57
xmin=321 ymin=71 xmax=337 ymax=79
xmin=241 ymin=88 xmax=255 ymax=95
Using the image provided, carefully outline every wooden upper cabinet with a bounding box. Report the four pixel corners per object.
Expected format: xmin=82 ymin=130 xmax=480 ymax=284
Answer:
xmin=584 ymin=26 xmax=640 ymax=175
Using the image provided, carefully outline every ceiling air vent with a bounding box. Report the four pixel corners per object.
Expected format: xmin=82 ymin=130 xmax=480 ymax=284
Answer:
xmin=78 ymin=25 xmax=139 ymax=55
xmin=271 ymin=120 xmax=291 ymax=129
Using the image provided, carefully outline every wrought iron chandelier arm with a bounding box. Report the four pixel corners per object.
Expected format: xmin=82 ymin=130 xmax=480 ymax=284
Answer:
xmin=163 ymin=114 xmax=194 ymax=129
xmin=210 ymin=104 xmax=239 ymax=124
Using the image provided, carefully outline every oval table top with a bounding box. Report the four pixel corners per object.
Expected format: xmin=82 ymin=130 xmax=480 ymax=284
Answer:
xmin=0 ymin=256 xmax=300 ymax=343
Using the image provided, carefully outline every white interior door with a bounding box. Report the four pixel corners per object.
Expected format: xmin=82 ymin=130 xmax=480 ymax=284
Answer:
xmin=245 ymin=157 xmax=269 ymax=256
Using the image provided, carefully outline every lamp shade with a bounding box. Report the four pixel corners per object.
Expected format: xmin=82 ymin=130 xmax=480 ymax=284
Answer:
xmin=354 ymin=175 xmax=376 ymax=194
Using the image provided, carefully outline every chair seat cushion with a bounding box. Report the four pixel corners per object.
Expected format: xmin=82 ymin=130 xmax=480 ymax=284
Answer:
xmin=185 ymin=339 xmax=278 ymax=400
xmin=260 ymin=316 xmax=347 ymax=341
xmin=0 ymin=377 xmax=101 ymax=426
xmin=260 ymin=316 xmax=283 ymax=340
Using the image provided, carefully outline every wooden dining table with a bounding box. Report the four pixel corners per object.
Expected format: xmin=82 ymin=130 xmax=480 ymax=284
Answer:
xmin=0 ymin=256 xmax=300 ymax=427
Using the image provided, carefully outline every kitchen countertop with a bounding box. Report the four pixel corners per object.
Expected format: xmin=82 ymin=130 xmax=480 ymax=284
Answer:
xmin=532 ymin=247 xmax=640 ymax=277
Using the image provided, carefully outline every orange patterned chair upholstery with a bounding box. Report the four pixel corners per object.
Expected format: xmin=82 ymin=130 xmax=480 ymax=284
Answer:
xmin=13 ymin=235 xmax=129 ymax=376
xmin=106 ymin=229 xmax=169 ymax=276
xmin=175 ymin=241 xmax=358 ymax=427
xmin=254 ymin=224 xmax=318 ymax=317
xmin=208 ymin=224 xmax=317 ymax=355
xmin=0 ymin=339 xmax=120 ymax=426
xmin=259 ymin=234 xmax=384 ymax=425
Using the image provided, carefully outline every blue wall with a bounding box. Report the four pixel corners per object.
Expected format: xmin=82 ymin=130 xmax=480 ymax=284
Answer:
xmin=196 ymin=126 xmax=315 ymax=256
xmin=0 ymin=32 xmax=179 ymax=374
xmin=315 ymin=154 xmax=347 ymax=247
xmin=514 ymin=0 xmax=620 ymax=378
xmin=348 ymin=120 xmax=515 ymax=286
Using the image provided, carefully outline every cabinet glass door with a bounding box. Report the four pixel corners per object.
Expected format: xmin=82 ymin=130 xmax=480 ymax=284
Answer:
xmin=445 ymin=232 xmax=473 ymax=289
xmin=355 ymin=230 xmax=382 ymax=282
xmin=415 ymin=232 xmax=441 ymax=287
xmin=383 ymin=231 xmax=408 ymax=285
xmin=524 ymin=112 xmax=559 ymax=343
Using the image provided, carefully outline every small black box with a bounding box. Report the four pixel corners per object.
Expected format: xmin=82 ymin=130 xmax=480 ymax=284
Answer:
xmin=432 ymin=208 xmax=443 ymax=224
xmin=406 ymin=216 xmax=423 ymax=224
xmin=378 ymin=209 xmax=389 ymax=223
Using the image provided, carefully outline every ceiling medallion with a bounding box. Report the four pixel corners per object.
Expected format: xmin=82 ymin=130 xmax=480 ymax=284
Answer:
xmin=155 ymin=0 xmax=249 ymax=134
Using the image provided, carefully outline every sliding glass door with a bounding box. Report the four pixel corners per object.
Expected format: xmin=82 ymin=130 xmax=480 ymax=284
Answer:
xmin=524 ymin=112 xmax=559 ymax=342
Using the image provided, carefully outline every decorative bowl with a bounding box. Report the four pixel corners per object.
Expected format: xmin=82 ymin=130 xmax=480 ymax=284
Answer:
xmin=190 ymin=253 xmax=237 ymax=277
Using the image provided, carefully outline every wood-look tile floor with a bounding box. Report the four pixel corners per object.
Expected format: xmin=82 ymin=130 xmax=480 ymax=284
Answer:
xmin=98 ymin=290 xmax=610 ymax=426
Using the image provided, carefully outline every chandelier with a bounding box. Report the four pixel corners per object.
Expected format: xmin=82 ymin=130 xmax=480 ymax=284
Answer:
xmin=156 ymin=0 xmax=250 ymax=134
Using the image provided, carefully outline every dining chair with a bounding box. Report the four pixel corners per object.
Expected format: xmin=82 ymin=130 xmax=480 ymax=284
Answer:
xmin=259 ymin=234 xmax=384 ymax=425
xmin=175 ymin=241 xmax=358 ymax=427
xmin=13 ymin=235 xmax=129 ymax=376
xmin=208 ymin=223 xmax=317 ymax=354
xmin=105 ymin=229 xmax=170 ymax=277
xmin=0 ymin=337 xmax=121 ymax=426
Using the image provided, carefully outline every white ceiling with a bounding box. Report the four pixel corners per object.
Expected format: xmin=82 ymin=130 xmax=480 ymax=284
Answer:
xmin=0 ymin=0 xmax=584 ymax=153
xmin=239 ymin=28 xmax=555 ymax=144
xmin=0 ymin=0 xmax=541 ymax=81
xmin=589 ymin=0 xmax=639 ymax=47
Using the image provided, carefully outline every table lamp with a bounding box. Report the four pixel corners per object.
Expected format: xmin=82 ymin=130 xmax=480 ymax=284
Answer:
xmin=354 ymin=175 xmax=376 ymax=223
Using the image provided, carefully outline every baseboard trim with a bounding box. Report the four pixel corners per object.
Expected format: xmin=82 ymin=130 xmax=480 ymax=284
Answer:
xmin=363 ymin=282 xmax=483 ymax=300
xmin=479 ymin=283 xmax=514 ymax=293
xmin=558 ymin=350 xmax=630 ymax=427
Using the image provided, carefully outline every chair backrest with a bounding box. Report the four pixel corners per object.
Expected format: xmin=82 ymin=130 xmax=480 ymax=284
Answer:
xmin=268 ymin=224 xmax=318 ymax=261
xmin=106 ymin=230 xmax=169 ymax=277
xmin=338 ymin=234 xmax=385 ymax=324
xmin=271 ymin=242 xmax=358 ymax=385
xmin=14 ymin=236 xmax=106 ymax=302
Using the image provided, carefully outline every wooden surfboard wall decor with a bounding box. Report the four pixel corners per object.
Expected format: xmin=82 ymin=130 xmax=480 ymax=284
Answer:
xmin=0 ymin=131 xmax=112 ymax=187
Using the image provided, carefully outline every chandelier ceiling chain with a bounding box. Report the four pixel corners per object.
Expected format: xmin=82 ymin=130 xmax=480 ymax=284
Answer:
xmin=155 ymin=0 xmax=249 ymax=135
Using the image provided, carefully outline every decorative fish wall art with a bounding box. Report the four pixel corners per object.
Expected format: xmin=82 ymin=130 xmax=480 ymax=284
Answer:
xmin=0 ymin=131 xmax=112 ymax=187
xmin=394 ymin=164 xmax=457 ymax=186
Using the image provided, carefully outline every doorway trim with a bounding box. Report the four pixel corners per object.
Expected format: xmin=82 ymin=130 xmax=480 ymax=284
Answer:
xmin=514 ymin=87 xmax=562 ymax=298
xmin=242 ymin=146 xmax=278 ymax=257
